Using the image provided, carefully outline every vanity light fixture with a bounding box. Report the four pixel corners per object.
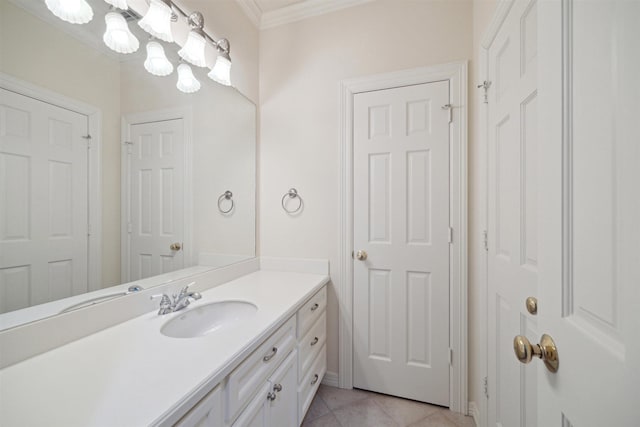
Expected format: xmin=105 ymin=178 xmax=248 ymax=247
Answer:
xmin=103 ymin=0 xmax=128 ymax=9
xmin=138 ymin=0 xmax=174 ymax=43
xmin=178 ymin=12 xmax=208 ymax=67
xmin=103 ymin=12 xmax=139 ymax=54
xmin=144 ymin=41 xmax=174 ymax=76
xmin=45 ymin=0 xmax=94 ymax=24
xmin=176 ymin=63 xmax=201 ymax=93
xmin=208 ymin=39 xmax=232 ymax=86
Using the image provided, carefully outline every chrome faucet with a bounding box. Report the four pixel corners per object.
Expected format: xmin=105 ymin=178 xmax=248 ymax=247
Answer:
xmin=151 ymin=282 xmax=202 ymax=315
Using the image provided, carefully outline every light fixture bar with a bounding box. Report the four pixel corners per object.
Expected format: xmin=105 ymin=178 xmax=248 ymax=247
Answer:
xmin=168 ymin=2 xmax=230 ymax=56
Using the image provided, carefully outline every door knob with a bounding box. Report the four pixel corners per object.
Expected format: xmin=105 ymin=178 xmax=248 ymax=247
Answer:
xmin=513 ymin=334 xmax=559 ymax=373
xmin=356 ymin=250 xmax=368 ymax=261
xmin=525 ymin=297 xmax=538 ymax=315
xmin=170 ymin=242 xmax=182 ymax=251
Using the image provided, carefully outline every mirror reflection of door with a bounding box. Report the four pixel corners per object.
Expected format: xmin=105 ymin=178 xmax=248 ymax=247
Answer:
xmin=125 ymin=118 xmax=185 ymax=282
xmin=0 ymin=88 xmax=89 ymax=313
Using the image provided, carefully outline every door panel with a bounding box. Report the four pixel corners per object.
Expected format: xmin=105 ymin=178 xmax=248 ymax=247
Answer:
xmin=537 ymin=1 xmax=640 ymax=425
xmin=486 ymin=0 xmax=538 ymax=425
xmin=353 ymin=81 xmax=450 ymax=405
xmin=128 ymin=118 xmax=184 ymax=281
xmin=0 ymin=88 xmax=88 ymax=313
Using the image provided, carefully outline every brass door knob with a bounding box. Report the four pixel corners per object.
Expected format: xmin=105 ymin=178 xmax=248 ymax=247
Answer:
xmin=356 ymin=250 xmax=368 ymax=261
xmin=526 ymin=297 xmax=538 ymax=315
xmin=513 ymin=334 xmax=559 ymax=373
xmin=170 ymin=242 xmax=182 ymax=251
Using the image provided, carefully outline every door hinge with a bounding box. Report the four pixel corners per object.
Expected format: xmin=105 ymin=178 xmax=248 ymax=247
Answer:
xmin=82 ymin=134 xmax=92 ymax=148
xmin=441 ymin=104 xmax=453 ymax=123
xmin=483 ymin=376 xmax=489 ymax=398
xmin=123 ymin=141 xmax=133 ymax=154
xmin=483 ymin=230 xmax=488 ymax=251
xmin=448 ymin=227 xmax=453 ymax=244
xmin=87 ymin=223 xmax=91 ymax=236
xmin=127 ymin=222 xmax=132 ymax=233
xmin=477 ymin=80 xmax=492 ymax=104
xmin=449 ymin=348 xmax=453 ymax=366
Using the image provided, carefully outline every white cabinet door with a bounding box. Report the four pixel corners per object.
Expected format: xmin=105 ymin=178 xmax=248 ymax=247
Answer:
xmin=232 ymin=383 xmax=269 ymax=427
xmin=174 ymin=386 xmax=222 ymax=427
xmin=353 ymin=81 xmax=451 ymax=405
xmin=267 ymin=351 xmax=298 ymax=427
xmin=0 ymin=88 xmax=88 ymax=313
xmin=537 ymin=0 xmax=640 ymax=425
xmin=127 ymin=118 xmax=184 ymax=281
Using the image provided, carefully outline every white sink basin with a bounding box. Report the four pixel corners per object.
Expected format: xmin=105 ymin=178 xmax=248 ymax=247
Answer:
xmin=161 ymin=300 xmax=258 ymax=338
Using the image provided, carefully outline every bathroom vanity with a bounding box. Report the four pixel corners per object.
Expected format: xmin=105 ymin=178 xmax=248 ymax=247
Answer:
xmin=0 ymin=265 xmax=328 ymax=427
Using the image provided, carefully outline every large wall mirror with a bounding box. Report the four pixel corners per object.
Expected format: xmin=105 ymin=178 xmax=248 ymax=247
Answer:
xmin=0 ymin=0 xmax=256 ymax=330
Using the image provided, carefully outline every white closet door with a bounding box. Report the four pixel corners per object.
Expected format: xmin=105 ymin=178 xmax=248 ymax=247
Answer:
xmin=128 ymin=118 xmax=184 ymax=281
xmin=0 ymin=88 xmax=88 ymax=313
xmin=352 ymin=81 xmax=451 ymax=405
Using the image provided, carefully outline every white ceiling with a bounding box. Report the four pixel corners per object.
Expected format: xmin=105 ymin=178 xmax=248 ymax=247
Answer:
xmin=235 ymin=0 xmax=374 ymax=30
xmin=254 ymin=0 xmax=307 ymax=13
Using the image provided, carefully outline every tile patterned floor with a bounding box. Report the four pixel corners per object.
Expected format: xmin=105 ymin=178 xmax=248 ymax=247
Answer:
xmin=301 ymin=385 xmax=476 ymax=427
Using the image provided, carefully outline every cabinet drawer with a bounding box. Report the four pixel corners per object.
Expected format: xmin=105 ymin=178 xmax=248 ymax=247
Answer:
xmin=298 ymin=344 xmax=326 ymax=422
xmin=225 ymin=316 xmax=296 ymax=424
xmin=298 ymin=311 xmax=326 ymax=381
xmin=297 ymin=286 xmax=326 ymax=339
xmin=174 ymin=385 xmax=222 ymax=427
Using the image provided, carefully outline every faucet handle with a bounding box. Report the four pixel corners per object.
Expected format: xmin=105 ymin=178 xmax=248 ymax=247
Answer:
xmin=151 ymin=294 xmax=172 ymax=311
xmin=179 ymin=282 xmax=197 ymax=297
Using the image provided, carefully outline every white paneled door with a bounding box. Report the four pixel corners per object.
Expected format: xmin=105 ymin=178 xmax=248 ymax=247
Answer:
xmin=353 ymin=81 xmax=450 ymax=405
xmin=536 ymin=1 xmax=640 ymax=425
xmin=0 ymin=88 xmax=89 ymax=313
xmin=127 ymin=118 xmax=184 ymax=281
xmin=486 ymin=0 xmax=539 ymax=425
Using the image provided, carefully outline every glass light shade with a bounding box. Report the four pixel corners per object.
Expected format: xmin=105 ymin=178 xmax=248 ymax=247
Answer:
xmin=176 ymin=63 xmax=200 ymax=94
xmin=103 ymin=12 xmax=139 ymax=54
xmin=144 ymin=41 xmax=173 ymax=76
xmin=45 ymin=0 xmax=93 ymax=24
xmin=138 ymin=0 xmax=173 ymax=43
xmin=104 ymin=0 xmax=127 ymax=9
xmin=178 ymin=31 xmax=207 ymax=67
xmin=208 ymin=55 xmax=231 ymax=86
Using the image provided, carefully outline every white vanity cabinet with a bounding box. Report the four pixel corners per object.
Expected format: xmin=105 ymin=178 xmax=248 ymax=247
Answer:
xmin=296 ymin=286 xmax=327 ymax=423
xmin=172 ymin=284 xmax=328 ymax=427
xmin=231 ymin=350 xmax=298 ymax=427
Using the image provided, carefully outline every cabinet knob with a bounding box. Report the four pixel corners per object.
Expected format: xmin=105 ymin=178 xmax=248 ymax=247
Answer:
xmin=310 ymin=337 xmax=319 ymax=346
xmin=311 ymin=374 xmax=319 ymax=385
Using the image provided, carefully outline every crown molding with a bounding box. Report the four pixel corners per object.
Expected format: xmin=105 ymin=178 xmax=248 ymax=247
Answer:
xmin=236 ymin=0 xmax=374 ymax=30
xmin=235 ymin=0 xmax=261 ymax=28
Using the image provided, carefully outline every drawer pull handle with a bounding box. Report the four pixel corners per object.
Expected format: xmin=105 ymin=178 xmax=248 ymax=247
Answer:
xmin=311 ymin=374 xmax=319 ymax=385
xmin=263 ymin=347 xmax=278 ymax=362
xmin=273 ymin=383 xmax=283 ymax=392
xmin=310 ymin=337 xmax=319 ymax=346
xmin=311 ymin=303 xmax=319 ymax=311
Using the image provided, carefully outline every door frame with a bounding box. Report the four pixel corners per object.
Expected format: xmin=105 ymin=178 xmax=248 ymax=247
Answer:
xmin=0 ymin=72 xmax=102 ymax=292
xmin=338 ymin=61 xmax=469 ymax=413
xmin=120 ymin=107 xmax=193 ymax=283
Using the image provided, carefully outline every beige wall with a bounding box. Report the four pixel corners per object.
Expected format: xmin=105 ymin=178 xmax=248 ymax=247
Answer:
xmin=259 ymin=0 xmax=474 ymax=381
xmin=0 ymin=0 xmax=122 ymax=288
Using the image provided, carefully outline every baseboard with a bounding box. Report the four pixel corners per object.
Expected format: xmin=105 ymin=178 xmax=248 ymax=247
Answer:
xmin=468 ymin=401 xmax=480 ymax=427
xmin=321 ymin=370 xmax=339 ymax=388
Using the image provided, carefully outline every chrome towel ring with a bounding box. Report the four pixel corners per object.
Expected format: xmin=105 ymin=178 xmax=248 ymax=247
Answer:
xmin=218 ymin=190 xmax=234 ymax=214
xmin=282 ymin=188 xmax=303 ymax=214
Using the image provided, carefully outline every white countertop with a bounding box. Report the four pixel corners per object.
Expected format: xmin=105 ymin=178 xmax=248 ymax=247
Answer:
xmin=0 ymin=270 xmax=329 ymax=427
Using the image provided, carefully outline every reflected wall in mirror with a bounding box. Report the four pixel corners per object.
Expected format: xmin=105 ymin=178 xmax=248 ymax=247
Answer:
xmin=0 ymin=0 xmax=256 ymax=329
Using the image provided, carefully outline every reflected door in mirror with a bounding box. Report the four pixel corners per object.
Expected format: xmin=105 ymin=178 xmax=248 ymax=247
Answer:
xmin=127 ymin=118 xmax=184 ymax=281
xmin=0 ymin=88 xmax=89 ymax=313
